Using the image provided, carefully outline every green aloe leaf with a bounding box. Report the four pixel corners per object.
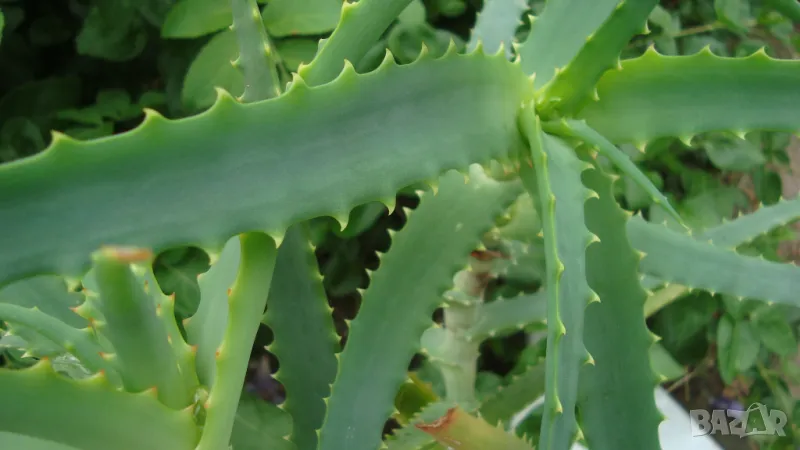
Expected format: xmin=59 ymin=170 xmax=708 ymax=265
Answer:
xmin=696 ymin=195 xmax=800 ymax=248
xmin=185 ymin=236 xmax=241 ymax=387
xmin=516 ymin=0 xmax=620 ymax=87
xmin=318 ymin=167 xmax=523 ymax=450
xmin=0 ymin=304 xmax=120 ymax=386
xmin=468 ymin=0 xmax=528 ymax=58
xmin=298 ymin=0 xmax=415 ymax=85
xmin=91 ymin=247 xmax=192 ymax=409
xmin=231 ymin=0 xmax=282 ymax=102
xmin=478 ymin=361 xmax=546 ymax=426
xmin=0 ymin=276 xmax=86 ymax=328
xmin=196 ymin=233 xmax=278 ymax=450
xmin=519 ymin=108 xmax=596 ymax=450
xmin=628 ymin=216 xmax=800 ymax=307
xmin=544 ymin=119 xmax=681 ymax=222
xmin=0 ymin=49 xmax=530 ymax=288
xmin=262 ymin=225 xmax=339 ymax=450
xmin=466 ymin=291 xmax=546 ymax=341
xmin=0 ymin=360 xmax=199 ymax=450
xmin=538 ymin=0 xmax=658 ymax=115
xmin=578 ymin=159 xmax=662 ymax=450
xmin=577 ymin=47 xmax=800 ymax=145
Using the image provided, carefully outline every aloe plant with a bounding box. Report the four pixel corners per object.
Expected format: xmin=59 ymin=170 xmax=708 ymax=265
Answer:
xmin=0 ymin=0 xmax=799 ymax=449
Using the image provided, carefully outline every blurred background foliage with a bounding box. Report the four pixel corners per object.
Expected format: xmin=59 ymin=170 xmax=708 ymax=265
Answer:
xmin=1 ymin=0 xmax=799 ymax=448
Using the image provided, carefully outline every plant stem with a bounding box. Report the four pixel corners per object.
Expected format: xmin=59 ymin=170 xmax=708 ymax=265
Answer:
xmin=437 ymin=254 xmax=495 ymax=409
xmin=195 ymin=232 xmax=277 ymax=450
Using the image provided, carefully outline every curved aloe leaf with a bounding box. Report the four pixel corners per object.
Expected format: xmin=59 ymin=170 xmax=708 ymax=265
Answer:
xmin=0 ymin=360 xmax=199 ymax=450
xmin=468 ymin=0 xmax=528 ymax=58
xmin=578 ymin=160 xmax=661 ymax=450
xmin=478 ymin=361 xmax=546 ymax=426
xmin=0 ymin=304 xmax=120 ymax=385
xmin=0 ymin=49 xmax=530 ymax=288
xmin=231 ymin=0 xmax=281 ymax=101
xmin=697 ymin=195 xmax=800 ymax=248
xmin=538 ymin=0 xmax=658 ymax=114
xmin=466 ymin=291 xmax=546 ymax=341
xmin=543 ymin=118 xmax=681 ymax=222
xmin=519 ymin=108 xmax=597 ymax=450
xmin=297 ymin=0 xmax=414 ymax=85
xmin=577 ymin=47 xmax=800 ymax=145
xmin=185 ymin=236 xmax=240 ymax=387
xmin=91 ymin=247 xmax=191 ymax=409
xmin=262 ymin=224 xmax=339 ymax=450
xmin=643 ymin=196 xmax=800 ymax=316
xmin=317 ymin=167 xmax=523 ymax=450
xmin=196 ymin=232 xmax=277 ymax=450
xmin=628 ymin=216 xmax=800 ymax=307
xmin=516 ymin=0 xmax=620 ymax=87
xmin=0 ymin=276 xmax=86 ymax=328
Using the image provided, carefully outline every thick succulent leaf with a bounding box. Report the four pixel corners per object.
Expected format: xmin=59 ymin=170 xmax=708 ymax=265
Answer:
xmin=0 ymin=360 xmax=199 ymax=450
xmin=518 ymin=109 xmax=596 ymax=450
xmin=696 ymin=195 xmax=800 ymax=248
xmin=262 ymin=225 xmax=339 ymax=450
xmin=317 ymin=167 xmax=523 ymax=450
xmin=185 ymin=236 xmax=240 ymax=387
xmin=263 ymin=0 xmax=342 ymax=37
xmin=466 ymin=291 xmax=546 ymax=341
xmin=0 ymin=276 xmax=90 ymax=358
xmin=538 ymin=0 xmax=658 ymax=114
xmin=577 ymin=47 xmax=800 ymax=145
xmin=517 ymin=0 xmax=620 ymax=87
xmin=231 ymin=0 xmax=282 ymax=102
xmin=416 ymin=407 xmax=534 ymax=450
xmin=196 ymin=233 xmax=277 ymax=450
xmin=0 ymin=304 xmax=119 ymax=385
xmin=478 ymin=361 xmax=546 ymax=426
xmin=467 ymin=0 xmax=528 ymax=58
xmin=628 ymin=216 xmax=800 ymax=307
xmin=643 ymin=197 xmax=800 ymax=315
xmin=91 ymin=248 xmax=191 ymax=409
xmin=298 ymin=0 xmax=414 ymax=85
xmin=578 ymin=161 xmax=662 ymax=450
xmin=543 ymin=119 xmax=681 ymax=221
xmin=0 ymin=49 xmax=530 ymax=288
xmin=0 ymin=276 xmax=86 ymax=328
